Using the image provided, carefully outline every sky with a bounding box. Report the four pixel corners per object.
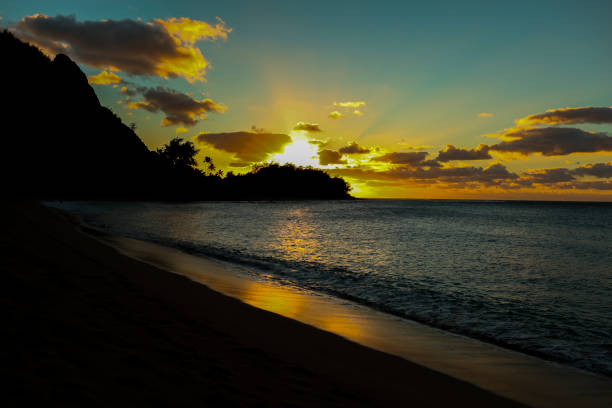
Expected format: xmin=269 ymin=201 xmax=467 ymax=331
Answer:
xmin=2 ymin=0 xmax=612 ymax=200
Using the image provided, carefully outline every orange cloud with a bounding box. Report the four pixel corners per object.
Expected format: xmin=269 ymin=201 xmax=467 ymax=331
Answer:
xmin=88 ymin=70 xmax=123 ymax=85
xmin=15 ymin=14 xmax=231 ymax=82
xmin=478 ymin=112 xmax=493 ymax=117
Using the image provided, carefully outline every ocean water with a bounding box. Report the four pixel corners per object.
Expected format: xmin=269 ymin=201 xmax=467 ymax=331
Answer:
xmin=49 ymin=200 xmax=612 ymax=376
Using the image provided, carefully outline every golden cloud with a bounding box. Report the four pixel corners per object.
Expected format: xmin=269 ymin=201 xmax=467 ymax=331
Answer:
xmin=334 ymin=101 xmax=366 ymax=108
xmin=88 ymin=70 xmax=123 ymax=85
xmin=328 ymin=111 xmax=343 ymax=119
xmin=14 ymin=14 xmax=231 ymax=82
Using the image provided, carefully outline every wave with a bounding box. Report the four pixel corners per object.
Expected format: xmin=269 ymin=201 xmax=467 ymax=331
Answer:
xmin=100 ymin=226 xmax=612 ymax=378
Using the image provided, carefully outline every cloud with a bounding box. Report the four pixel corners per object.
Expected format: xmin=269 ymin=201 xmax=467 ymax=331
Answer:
xmin=572 ymin=162 xmax=612 ymax=178
xmin=339 ymin=142 xmax=370 ymax=154
xmin=127 ymin=87 xmax=226 ymax=126
xmin=567 ymin=181 xmax=612 ymax=190
xmin=334 ymin=101 xmax=365 ymax=108
xmin=517 ymin=106 xmax=612 ymax=125
xmin=330 ymin=163 xmax=518 ymax=187
xmin=292 ymin=122 xmax=322 ymax=132
xmin=308 ymin=140 xmax=328 ymax=148
xmin=436 ymin=144 xmax=492 ymax=162
xmin=14 ymin=14 xmax=231 ymax=82
xmin=120 ymin=86 xmax=137 ymax=96
xmin=328 ymin=111 xmax=343 ymax=119
xmin=371 ymin=151 xmax=429 ymax=166
xmin=392 ymin=163 xmax=518 ymax=185
xmin=196 ymin=131 xmax=292 ymax=162
xmin=353 ymin=110 xmax=364 ymax=116
xmin=489 ymin=127 xmax=612 ymax=156
xmin=478 ymin=112 xmax=493 ymax=118
xmin=88 ymin=70 xmax=123 ymax=85
xmin=519 ymin=168 xmax=576 ymax=185
xmin=318 ymin=149 xmax=346 ymax=165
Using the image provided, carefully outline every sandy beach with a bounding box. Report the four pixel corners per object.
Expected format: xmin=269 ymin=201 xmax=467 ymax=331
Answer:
xmin=0 ymin=200 xmax=530 ymax=407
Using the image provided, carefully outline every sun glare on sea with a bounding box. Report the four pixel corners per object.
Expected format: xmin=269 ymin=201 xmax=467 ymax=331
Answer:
xmin=269 ymin=132 xmax=320 ymax=167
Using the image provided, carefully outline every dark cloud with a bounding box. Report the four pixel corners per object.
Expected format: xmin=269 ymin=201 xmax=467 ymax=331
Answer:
xmin=567 ymin=181 xmax=612 ymax=190
xmin=293 ymin=122 xmax=322 ymax=132
xmin=393 ymin=163 xmax=518 ymax=185
xmin=339 ymin=142 xmax=370 ymax=154
xmin=572 ymin=162 xmax=612 ymax=178
xmin=330 ymin=163 xmax=518 ymax=187
xmin=127 ymin=87 xmax=226 ymax=126
xmin=370 ymin=151 xmax=429 ymax=166
xmin=490 ymin=127 xmax=612 ymax=156
xmin=517 ymin=106 xmax=612 ymax=125
xmin=308 ymin=140 xmax=328 ymax=148
xmin=436 ymin=144 xmax=491 ymax=162
xmin=14 ymin=14 xmax=231 ymax=82
xmin=330 ymin=161 xmax=612 ymax=191
xmin=318 ymin=149 xmax=346 ymax=165
xmin=519 ymin=168 xmax=576 ymax=185
xmin=196 ymin=131 xmax=292 ymax=162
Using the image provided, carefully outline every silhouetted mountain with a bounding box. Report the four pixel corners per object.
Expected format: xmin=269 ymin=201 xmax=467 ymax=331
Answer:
xmin=1 ymin=31 xmax=351 ymax=200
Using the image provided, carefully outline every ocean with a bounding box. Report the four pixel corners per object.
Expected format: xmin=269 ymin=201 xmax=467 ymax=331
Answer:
xmin=48 ymin=200 xmax=612 ymax=377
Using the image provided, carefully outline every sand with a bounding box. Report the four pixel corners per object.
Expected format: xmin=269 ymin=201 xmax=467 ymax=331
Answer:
xmin=1 ymin=200 xmax=525 ymax=407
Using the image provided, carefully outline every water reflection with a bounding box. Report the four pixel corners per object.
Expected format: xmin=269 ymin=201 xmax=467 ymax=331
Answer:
xmin=109 ymin=234 xmax=612 ymax=408
xmin=267 ymin=207 xmax=323 ymax=263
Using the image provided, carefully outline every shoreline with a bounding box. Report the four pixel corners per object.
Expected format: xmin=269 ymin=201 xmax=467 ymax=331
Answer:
xmin=93 ymin=225 xmax=612 ymax=408
xmin=2 ymin=200 xmax=527 ymax=407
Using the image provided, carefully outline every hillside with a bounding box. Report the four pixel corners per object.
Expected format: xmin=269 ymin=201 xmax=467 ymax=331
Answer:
xmin=0 ymin=31 xmax=351 ymax=200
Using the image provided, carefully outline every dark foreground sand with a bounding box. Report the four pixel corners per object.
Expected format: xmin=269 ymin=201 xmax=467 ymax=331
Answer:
xmin=1 ymin=201 xmax=526 ymax=407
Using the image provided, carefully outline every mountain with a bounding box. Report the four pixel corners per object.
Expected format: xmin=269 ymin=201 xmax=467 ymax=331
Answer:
xmin=1 ymin=30 xmax=154 ymax=198
xmin=0 ymin=31 xmax=351 ymax=200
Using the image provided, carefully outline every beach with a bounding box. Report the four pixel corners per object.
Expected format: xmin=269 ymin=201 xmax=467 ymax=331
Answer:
xmin=1 ymin=200 xmax=528 ymax=407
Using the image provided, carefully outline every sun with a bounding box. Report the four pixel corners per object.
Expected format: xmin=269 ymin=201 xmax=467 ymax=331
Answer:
xmin=269 ymin=132 xmax=320 ymax=167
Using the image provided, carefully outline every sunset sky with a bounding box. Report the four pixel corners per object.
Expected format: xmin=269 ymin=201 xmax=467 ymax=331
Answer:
xmin=2 ymin=0 xmax=611 ymax=200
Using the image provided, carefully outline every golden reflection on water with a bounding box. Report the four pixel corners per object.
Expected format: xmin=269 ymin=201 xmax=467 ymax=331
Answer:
xmin=111 ymin=235 xmax=612 ymax=408
xmin=268 ymin=208 xmax=322 ymax=262
xmin=239 ymin=280 xmax=367 ymax=343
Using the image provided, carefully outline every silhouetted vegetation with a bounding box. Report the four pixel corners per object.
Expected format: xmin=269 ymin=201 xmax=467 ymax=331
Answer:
xmin=1 ymin=31 xmax=352 ymax=200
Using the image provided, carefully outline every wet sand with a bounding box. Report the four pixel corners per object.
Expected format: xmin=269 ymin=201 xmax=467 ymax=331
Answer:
xmin=2 ymin=200 xmax=528 ymax=406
